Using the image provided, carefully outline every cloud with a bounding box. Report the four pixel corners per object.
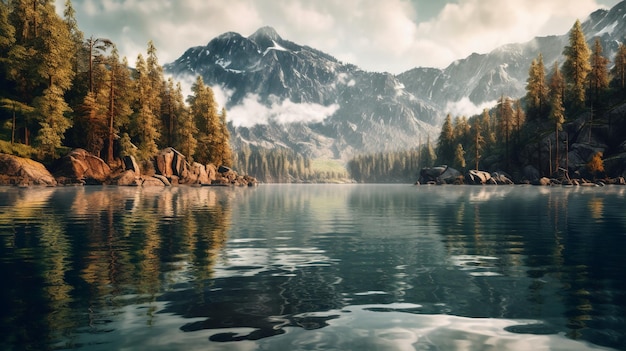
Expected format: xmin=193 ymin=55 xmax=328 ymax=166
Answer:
xmin=226 ymin=93 xmax=339 ymax=128
xmin=444 ymin=97 xmax=497 ymax=118
xmin=58 ymin=0 xmax=615 ymax=74
xmin=407 ymin=0 xmax=604 ymax=68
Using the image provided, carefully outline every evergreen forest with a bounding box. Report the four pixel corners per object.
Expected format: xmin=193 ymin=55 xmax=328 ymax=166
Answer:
xmin=348 ymin=20 xmax=626 ymax=183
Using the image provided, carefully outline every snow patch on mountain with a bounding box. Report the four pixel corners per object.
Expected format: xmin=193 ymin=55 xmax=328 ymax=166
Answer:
xmin=262 ymin=40 xmax=289 ymax=56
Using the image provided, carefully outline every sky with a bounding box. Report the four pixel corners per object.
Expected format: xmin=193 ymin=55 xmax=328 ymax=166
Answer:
xmin=56 ymin=0 xmax=622 ymax=75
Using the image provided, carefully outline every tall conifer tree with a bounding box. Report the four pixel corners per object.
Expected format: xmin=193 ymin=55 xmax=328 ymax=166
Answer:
xmin=525 ymin=54 xmax=548 ymax=118
xmin=588 ymin=37 xmax=609 ymax=106
xmin=612 ymin=43 xmax=626 ymax=92
xmin=562 ymin=20 xmax=591 ymax=106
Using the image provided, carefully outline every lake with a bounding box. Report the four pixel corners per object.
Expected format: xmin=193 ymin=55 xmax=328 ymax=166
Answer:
xmin=0 ymin=184 xmax=624 ymax=351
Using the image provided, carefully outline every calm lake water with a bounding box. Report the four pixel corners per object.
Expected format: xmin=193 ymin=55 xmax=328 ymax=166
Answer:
xmin=0 ymin=184 xmax=625 ymax=351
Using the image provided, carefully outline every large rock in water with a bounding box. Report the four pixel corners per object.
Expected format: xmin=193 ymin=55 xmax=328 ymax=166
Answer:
xmin=418 ymin=166 xmax=461 ymax=184
xmin=0 ymin=153 xmax=57 ymax=186
xmin=466 ymin=169 xmax=495 ymax=185
xmin=54 ymin=149 xmax=111 ymax=185
xmin=155 ymin=147 xmax=187 ymax=178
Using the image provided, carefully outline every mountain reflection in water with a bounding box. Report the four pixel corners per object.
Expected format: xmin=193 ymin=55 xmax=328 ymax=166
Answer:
xmin=0 ymin=185 xmax=624 ymax=351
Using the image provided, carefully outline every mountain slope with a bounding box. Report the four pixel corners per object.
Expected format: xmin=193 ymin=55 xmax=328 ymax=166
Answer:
xmin=164 ymin=1 xmax=626 ymax=161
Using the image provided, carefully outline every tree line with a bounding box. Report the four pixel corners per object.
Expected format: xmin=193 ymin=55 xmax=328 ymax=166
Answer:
xmin=0 ymin=0 xmax=232 ymax=169
xmin=348 ymin=20 xmax=626 ymax=182
xmin=233 ymin=145 xmax=349 ymax=183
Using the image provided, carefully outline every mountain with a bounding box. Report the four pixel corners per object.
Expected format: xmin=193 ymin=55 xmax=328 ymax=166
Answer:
xmin=164 ymin=1 xmax=626 ymax=161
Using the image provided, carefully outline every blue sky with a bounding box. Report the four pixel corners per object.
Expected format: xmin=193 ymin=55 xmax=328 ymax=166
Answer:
xmin=57 ymin=0 xmax=621 ymax=74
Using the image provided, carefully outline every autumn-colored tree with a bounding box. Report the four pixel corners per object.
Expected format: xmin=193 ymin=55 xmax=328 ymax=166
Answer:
xmin=587 ymin=152 xmax=604 ymax=179
xmin=562 ymin=20 xmax=591 ymax=106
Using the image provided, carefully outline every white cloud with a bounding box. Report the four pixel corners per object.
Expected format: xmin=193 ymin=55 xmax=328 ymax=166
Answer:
xmin=58 ymin=0 xmax=617 ymax=74
xmin=445 ymin=97 xmax=497 ymax=118
xmin=226 ymin=93 xmax=339 ymax=128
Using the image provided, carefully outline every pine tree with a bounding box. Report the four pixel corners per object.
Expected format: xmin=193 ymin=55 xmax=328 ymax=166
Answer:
xmin=105 ymin=48 xmax=133 ymax=162
xmin=562 ymin=20 xmax=591 ymax=107
xmin=132 ymin=54 xmax=160 ymax=159
xmin=454 ymin=143 xmax=466 ymax=171
xmin=525 ymin=54 xmax=548 ymax=118
xmin=587 ymin=37 xmax=609 ymax=107
xmin=146 ymin=40 xmax=164 ymax=145
xmin=472 ymin=118 xmax=484 ymax=170
xmin=436 ymin=114 xmax=454 ymax=165
xmin=612 ymin=43 xmax=626 ymax=92
xmin=549 ymin=62 xmax=566 ymax=174
xmin=188 ymin=76 xmax=220 ymax=165
xmin=173 ymin=82 xmax=197 ymax=160
xmin=32 ymin=1 xmax=75 ymax=157
xmin=217 ymin=107 xmax=233 ymax=167
xmin=421 ymin=135 xmax=436 ymax=168
xmin=497 ymin=95 xmax=514 ymax=169
xmin=84 ymin=36 xmax=112 ymax=94
xmin=77 ymin=91 xmax=107 ymax=155
xmin=34 ymin=85 xmax=72 ymax=158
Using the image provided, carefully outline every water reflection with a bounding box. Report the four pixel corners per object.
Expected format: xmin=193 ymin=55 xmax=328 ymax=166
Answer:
xmin=0 ymin=185 xmax=625 ymax=350
xmin=0 ymin=186 xmax=234 ymax=350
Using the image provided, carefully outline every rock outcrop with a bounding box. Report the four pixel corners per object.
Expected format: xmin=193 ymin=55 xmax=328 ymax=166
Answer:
xmin=417 ymin=166 xmax=462 ymax=184
xmin=0 ymin=153 xmax=57 ymax=186
xmin=1 ymin=148 xmax=258 ymax=187
xmin=465 ymin=170 xmax=496 ymax=185
xmin=53 ymin=149 xmax=111 ymax=185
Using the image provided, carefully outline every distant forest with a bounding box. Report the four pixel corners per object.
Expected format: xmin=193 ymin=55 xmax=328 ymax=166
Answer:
xmin=348 ymin=20 xmax=626 ymax=182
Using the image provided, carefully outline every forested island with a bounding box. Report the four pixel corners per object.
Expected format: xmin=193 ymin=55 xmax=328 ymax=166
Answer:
xmin=1 ymin=2 xmax=625 ymax=185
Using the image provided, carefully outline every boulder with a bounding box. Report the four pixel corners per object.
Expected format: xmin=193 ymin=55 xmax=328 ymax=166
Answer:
xmin=190 ymin=162 xmax=211 ymax=185
xmin=153 ymin=174 xmax=171 ymax=186
xmin=155 ymin=147 xmax=187 ymax=178
xmin=111 ymin=170 xmax=141 ymax=186
xmin=418 ymin=166 xmax=461 ymax=184
xmin=0 ymin=153 xmax=57 ymax=186
xmin=522 ymin=165 xmax=541 ymax=182
xmin=142 ymin=176 xmax=166 ymax=187
xmin=532 ymin=177 xmax=553 ymax=186
xmin=439 ymin=167 xmax=462 ymax=184
xmin=206 ymin=164 xmax=218 ymax=181
xmin=466 ymin=170 xmax=494 ymax=185
xmin=491 ymin=171 xmax=514 ymax=185
xmin=54 ymin=149 xmax=111 ymax=184
xmin=123 ymin=155 xmax=141 ymax=175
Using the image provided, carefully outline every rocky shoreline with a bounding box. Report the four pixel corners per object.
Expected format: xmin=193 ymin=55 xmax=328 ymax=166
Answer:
xmin=0 ymin=148 xmax=258 ymax=187
xmin=416 ymin=165 xmax=625 ymax=186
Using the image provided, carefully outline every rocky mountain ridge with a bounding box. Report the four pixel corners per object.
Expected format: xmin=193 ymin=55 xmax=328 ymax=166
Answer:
xmin=164 ymin=1 xmax=626 ymax=160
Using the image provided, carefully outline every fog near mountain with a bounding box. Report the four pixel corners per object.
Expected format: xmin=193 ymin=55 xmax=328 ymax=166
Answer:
xmin=164 ymin=1 xmax=626 ymax=160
